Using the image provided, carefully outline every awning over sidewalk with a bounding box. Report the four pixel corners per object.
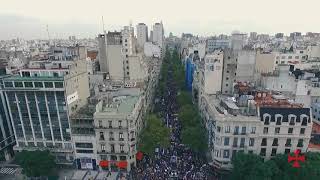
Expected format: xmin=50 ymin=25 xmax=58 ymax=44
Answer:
xmin=99 ymin=160 xmax=109 ymax=167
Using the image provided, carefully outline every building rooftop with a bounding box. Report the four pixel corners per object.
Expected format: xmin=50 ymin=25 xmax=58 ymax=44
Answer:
xmin=103 ymin=96 xmax=139 ymax=114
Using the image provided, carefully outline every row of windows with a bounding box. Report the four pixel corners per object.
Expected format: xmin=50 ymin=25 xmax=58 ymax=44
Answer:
xmin=4 ymin=81 xmax=63 ymax=88
xmin=263 ymin=114 xmax=309 ymax=126
xmin=217 ymin=126 xmax=256 ymax=135
xmin=263 ymin=127 xmax=305 ymax=135
xmin=99 ymin=132 xmax=132 ymax=141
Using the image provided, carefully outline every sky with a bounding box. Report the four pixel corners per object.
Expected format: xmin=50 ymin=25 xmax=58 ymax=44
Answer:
xmin=0 ymin=0 xmax=319 ymax=40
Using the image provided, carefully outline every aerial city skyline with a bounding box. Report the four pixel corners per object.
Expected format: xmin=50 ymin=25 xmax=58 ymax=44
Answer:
xmin=1 ymin=0 xmax=320 ymax=39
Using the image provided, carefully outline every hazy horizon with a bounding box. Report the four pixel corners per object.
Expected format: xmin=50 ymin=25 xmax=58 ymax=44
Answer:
xmin=1 ymin=0 xmax=319 ymax=40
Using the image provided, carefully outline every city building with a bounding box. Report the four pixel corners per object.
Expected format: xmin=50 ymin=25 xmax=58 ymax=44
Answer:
xmin=206 ymin=38 xmax=230 ymax=53
xmin=94 ymin=90 xmax=144 ymax=171
xmin=197 ymin=90 xmax=312 ymax=170
xmin=0 ymin=50 xmax=90 ymax=164
xmin=136 ymin=23 xmax=148 ymax=48
xmin=152 ymin=22 xmax=164 ymax=49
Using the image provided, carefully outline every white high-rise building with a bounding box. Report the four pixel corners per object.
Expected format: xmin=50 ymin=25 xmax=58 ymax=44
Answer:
xmin=152 ymin=22 xmax=164 ymax=48
xmin=136 ymin=23 xmax=148 ymax=48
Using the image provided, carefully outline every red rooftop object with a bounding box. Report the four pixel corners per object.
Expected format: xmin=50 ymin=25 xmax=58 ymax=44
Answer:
xmin=99 ymin=160 xmax=109 ymax=167
xmin=136 ymin=151 xmax=143 ymax=160
xmin=117 ymin=161 xmax=128 ymax=169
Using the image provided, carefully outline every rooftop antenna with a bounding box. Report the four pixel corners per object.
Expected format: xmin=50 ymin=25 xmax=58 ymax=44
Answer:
xmin=102 ymin=16 xmax=106 ymax=34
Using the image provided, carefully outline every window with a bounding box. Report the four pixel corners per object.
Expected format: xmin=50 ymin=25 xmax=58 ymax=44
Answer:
xmin=226 ymin=83 xmax=229 ymax=87
xmin=110 ymin=155 xmax=117 ymax=160
xmin=286 ymin=139 xmax=291 ymax=147
xmin=300 ymin=128 xmax=305 ymax=135
xmin=289 ymin=118 xmax=295 ymax=125
xmin=225 ymin=126 xmax=230 ymax=133
xmin=276 ymin=116 xmax=281 ymax=125
xmin=34 ymin=82 xmax=43 ymax=88
xmin=233 ymin=137 xmax=238 ymax=147
xmin=285 ymin=149 xmax=290 ymax=154
xmin=55 ymin=82 xmax=63 ymax=88
xmin=281 ymin=61 xmax=285 ymax=64
xmin=249 ymin=138 xmax=254 ymax=146
xmin=101 ymin=144 xmax=105 ymax=151
xmin=109 ymin=132 xmax=114 ymax=140
xmin=14 ymin=82 xmax=23 ymax=87
xmin=120 ymin=156 xmax=126 ymax=160
xmin=240 ymin=138 xmax=245 ymax=147
xmin=44 ymin=82 xmax=53 ymax=88
xmin=226 ymin=77 xmax=229 ymax=80
xmin=288 ymin=56 xmax=292 ymax=59
xmin=119 ymin=121 xmax=122 ymax=128
xmin=75 ymin=143 xmax=93 ymax=148
xmin=275 ymin=61 xmax=278 ymax=64
xmin=223 ymin=150 xmax=230 ymax=158
xmin=127 ymin=72 xmax=129 ymax=75
xmin=217 ymin=126 xmax=221 ymax=132
xmin=297 ymin=139 xmax=303 ymax=147
xmin=302 ymin=117 xmax=308 ymax=126
xmin=288 ymin=128 xmax=293 ymax=134
xmin=260 ymin=148 xmax=266 ymax=156
xmin=271 ymin=148 xmax=277 ymax=156
xmin=111 ymin=144 xmax=115 ymax=152
xmin=100 ymin=132 xmax=104 ymax=140
xmin=264 ymin=116 xmax=270 ymax=125
xmin=119 ymin=132 xmax=124 ymax=141
xmin=281 ymin=56 xmax=285 ymax=59
xmin=272 ymin=138 xmax=279 ymax=146
xmin=234 ymin=126 xmax=239 ymax=135
xmin=248 ymin=150 xmax=253 ymax=154
xmin=275 ymin=127 xmax=280 ymax=134
xmin=120 ymin=145 xmax=124 ymax=152
xmin=76 ymin=150 xmax=94 ymax=154
xmin=263 ymin=127 xmax=268 ymax=134
xmin=251 ymin=127 xmax=256 ymax=134
xmin=98 ymin=120 xmax=102 ymax=127
xmin=295 ymin=56 xmax=299 ymax=59
xmin=24 ymin=82 xmax=33 ymax=88
xmin=224 ymin=137 xmax=230 ymax=146
xmin=261 ymin=138 xmax=267 ymax=146
xmin=108 ymin=121 xmax=112 ymax=128
xmin=4 ymin=82 xmax=13 ymax=87
xmin=241 ymin=127 xmax=246 ymax=135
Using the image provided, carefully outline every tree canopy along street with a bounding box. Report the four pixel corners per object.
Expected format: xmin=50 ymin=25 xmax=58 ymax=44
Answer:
xmin=134 ymin=47 xmax=213 ymax=179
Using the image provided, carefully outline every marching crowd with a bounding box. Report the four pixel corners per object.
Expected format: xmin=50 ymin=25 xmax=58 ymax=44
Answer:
xmin=131 ymin=66 xmax=214 ymax=179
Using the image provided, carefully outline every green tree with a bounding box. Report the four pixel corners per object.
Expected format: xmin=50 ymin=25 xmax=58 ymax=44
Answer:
xmin=139 ymin=114 xmax=170 ymax=156
xmin=177 ymin=91 xmax=192 ymax=107
xmin=181 ymin=125 xmax=207 ymax=152
xmin=15 ymin=150 xmax=56 ymax=178
xmin=230 ymin=152 xmax=320 ymax=180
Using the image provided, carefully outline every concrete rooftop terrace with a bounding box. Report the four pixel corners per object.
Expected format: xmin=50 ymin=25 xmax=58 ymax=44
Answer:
xmin=95 ymin=95 xmax=140 ymax=115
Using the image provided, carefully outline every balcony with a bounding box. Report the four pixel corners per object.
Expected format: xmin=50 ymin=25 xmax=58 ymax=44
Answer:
xmin=99 ymin=137 xmax=105 ymax=141
xmin=109 ymin=138 xmax=114 ymax=141
xmin=285 ymin=143 xmax=291 ymax=147
xmin=240 ymin=144 xmax=245 ymax=148
xmin=261 ymin=142 xmax=267 ymax=146
xmin=272 ymin=143 xmax=279 ymax=146
xmin=130 ymin=138 xmax=135 ymax=142
xmin=297 ymin=143 xmax=303 ymax=147
xmin=119 ymin=138 xmax=124 ymax=141
xmin=233 ymin=132 xmax=239 ymax=135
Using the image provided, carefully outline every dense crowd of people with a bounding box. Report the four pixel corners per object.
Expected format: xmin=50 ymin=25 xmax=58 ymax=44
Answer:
xmin=131 ymin=65 xmax=214 ymax=179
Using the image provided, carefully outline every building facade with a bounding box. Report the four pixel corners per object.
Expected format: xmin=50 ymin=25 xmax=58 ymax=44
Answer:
xmin=0 ymin=58 xmax=90 ymax=164
xmin=136 ymin=23 xmax=148 ymax=48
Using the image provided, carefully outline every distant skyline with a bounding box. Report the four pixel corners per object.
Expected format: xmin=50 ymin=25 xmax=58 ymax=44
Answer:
xmin=0 ymin=0 xmax=319 ymax=40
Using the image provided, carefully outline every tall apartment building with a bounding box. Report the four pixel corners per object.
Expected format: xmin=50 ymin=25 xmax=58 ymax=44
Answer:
xmin=98 ymin=26 xmax=137 ymax=81
xmin=94 ymin=91 xmax=144 ymax=171
xmin=200 ymin=50 xmax=224 ymax=95
xmin=198 ymin=91 xmax=312 ymax=170
xmin=231 ymin=32 xmax=247 ymax=51
xmin=221 ymin=49 xmax=256 ymax=95
xmin=0 ymin=51 xmax=90 ymax=163
xmin=152 ymin=22 xmax=164 ymax=49
xmin=136 ymin=23 xmax=148 ymax=48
